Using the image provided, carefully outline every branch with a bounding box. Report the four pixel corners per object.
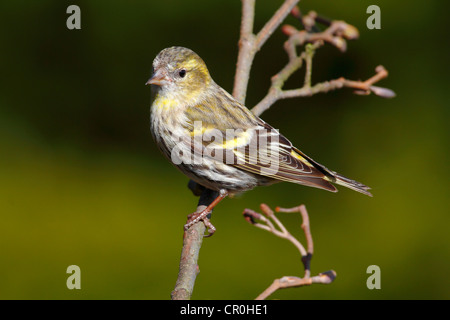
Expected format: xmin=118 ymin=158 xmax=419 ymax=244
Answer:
xmin=243 ymin=204 xmax=336 ymax=300
xmin=255 ymin=271 xmax=337 ymax=300
xmin=233 ymin=0 xmax=300 ymax=103
xmin=250 ymin=9 xmax=395 ymax=117
xmin=171 ymin=187 xmax=218 ymax=300
xmin=254 ymin=0 xmax=301 ymax=51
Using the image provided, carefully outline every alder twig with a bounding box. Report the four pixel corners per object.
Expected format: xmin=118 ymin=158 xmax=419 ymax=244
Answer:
xmin=255 ymin=271 xmax=337 ymax=300
xmin=243 ymin=204 xmax=336 ymax=300
xmin=251 ymin=9 xmax=395 ymax=116
xmin=233 ymin=0 xmax=300 ymax=104
xmin=171 ymin=187 xmax=218 ymax=300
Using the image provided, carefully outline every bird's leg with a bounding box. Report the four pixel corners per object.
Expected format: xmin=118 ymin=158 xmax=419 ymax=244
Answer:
xmin=185 ymin=189 xmax=228 ymax=236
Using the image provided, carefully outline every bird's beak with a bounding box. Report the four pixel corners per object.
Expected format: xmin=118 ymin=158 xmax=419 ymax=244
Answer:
xmin=146 ymin=69 xmax=167 ymax=86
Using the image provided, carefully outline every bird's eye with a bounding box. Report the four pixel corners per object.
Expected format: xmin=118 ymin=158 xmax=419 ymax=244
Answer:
xmin=178 ymin=69 xmax=186 ymax=78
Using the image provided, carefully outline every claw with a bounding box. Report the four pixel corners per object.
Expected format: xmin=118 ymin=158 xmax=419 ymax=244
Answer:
xmin=184 ymin=209 xmax=216 ymax=237
xmin=183 ymin=189 xmax=228 ymax=237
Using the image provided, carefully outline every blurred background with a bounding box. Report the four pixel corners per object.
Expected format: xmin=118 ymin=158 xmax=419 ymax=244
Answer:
xmin=0 ymin=0 xmax=448 ymax=299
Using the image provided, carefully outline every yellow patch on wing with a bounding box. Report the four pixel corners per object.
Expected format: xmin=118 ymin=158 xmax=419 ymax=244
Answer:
xmin=290 ymin=150 xmax=314 ymax=167
xmin=222 ymin=131 xmax=251 ymax=149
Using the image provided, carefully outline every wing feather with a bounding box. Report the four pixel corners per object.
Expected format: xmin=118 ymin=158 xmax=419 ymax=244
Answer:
xmin=180 ymin=91 xmax=370 ymax=195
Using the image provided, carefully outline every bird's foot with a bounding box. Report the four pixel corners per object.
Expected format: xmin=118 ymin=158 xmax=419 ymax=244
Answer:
xmin=185 ymin=209 xmax=216 ymax=237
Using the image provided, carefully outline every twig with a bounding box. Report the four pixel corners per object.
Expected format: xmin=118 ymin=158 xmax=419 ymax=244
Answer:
xmin=253 ymin=64 xmax=393 ymax=116
xmin=243 ymin=204 xmax=308 ymax=258
xmin=171 ymin=188 xmax=218 ymax=300
xmin=233 ymin=0 xmax=300 ymax=104
xmin=251 ymin=9 xmax=395 ymax=117
xmin=254 ymin=0 xmax=301 ymax=51
xmin=277 ymin=205 xmax=313 ymax=273
xmin=233 ymin=0 xmax=256 ymax=104
xmin=255 ymin=271 xmax=336 ymax=300
xmin=243 ymin=204 xmax=336 ymax=300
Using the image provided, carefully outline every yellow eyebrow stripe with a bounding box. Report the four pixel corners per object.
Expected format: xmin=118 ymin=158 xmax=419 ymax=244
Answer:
xmin=183 ymin=59 xmax=199 ymax=69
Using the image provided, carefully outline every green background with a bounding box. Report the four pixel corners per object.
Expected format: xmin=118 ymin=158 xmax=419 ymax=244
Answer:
xmin=0 ymin=0 xmax=448 ymax=299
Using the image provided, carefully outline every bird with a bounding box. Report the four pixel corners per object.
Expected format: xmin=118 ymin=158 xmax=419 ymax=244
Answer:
xmin=146 ymin=46 xmax=371 ymax=235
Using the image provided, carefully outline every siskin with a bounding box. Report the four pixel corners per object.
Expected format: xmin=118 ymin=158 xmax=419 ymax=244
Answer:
xmin=147 ymin=46 xmax=371 ymax=234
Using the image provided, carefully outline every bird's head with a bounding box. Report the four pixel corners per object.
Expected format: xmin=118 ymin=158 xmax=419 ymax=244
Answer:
xmin=146 ymin=46 xmax=212 ymax=100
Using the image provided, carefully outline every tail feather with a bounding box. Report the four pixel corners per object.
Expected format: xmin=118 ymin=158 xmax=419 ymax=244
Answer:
xmin=292 ymin=147 xmax=372 ymax=197
xmin=332 ymin=172 xmax=372 ymax=197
